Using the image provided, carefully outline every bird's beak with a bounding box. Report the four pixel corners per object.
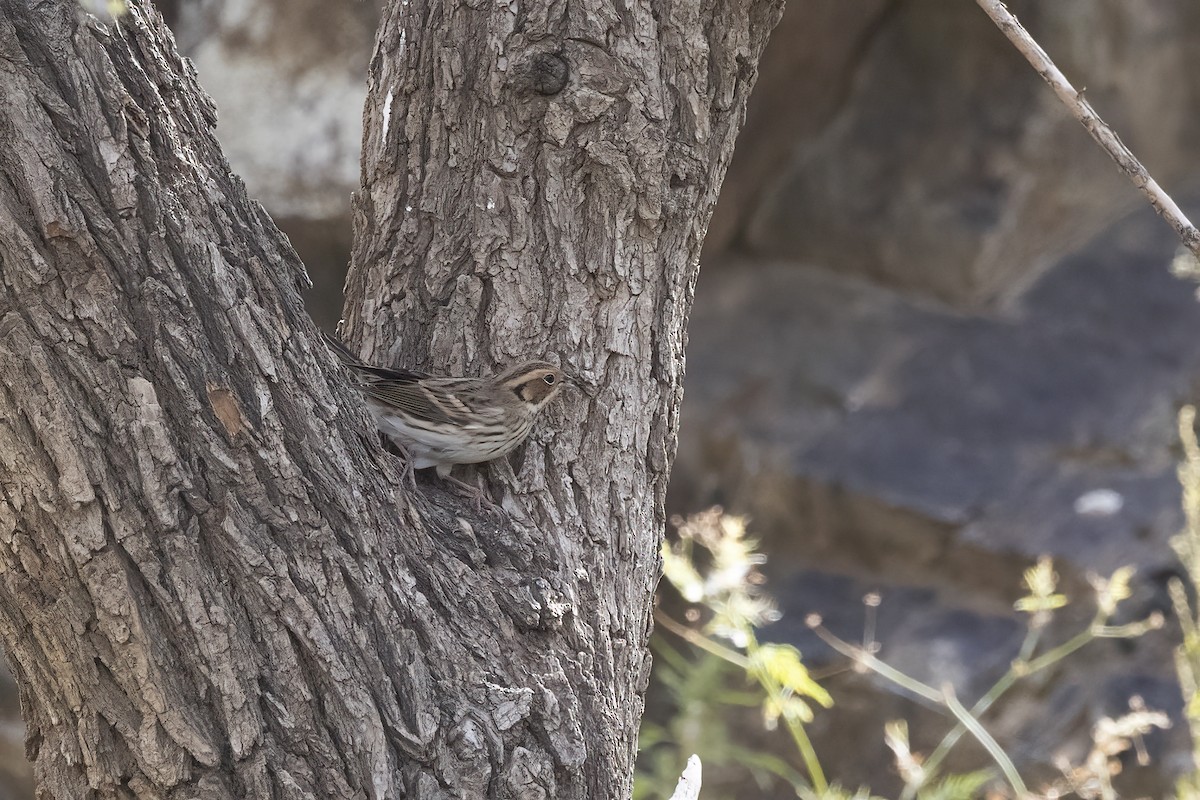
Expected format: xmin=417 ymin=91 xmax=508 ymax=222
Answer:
xmin=565 ymin=373 xmax=594 ymax=396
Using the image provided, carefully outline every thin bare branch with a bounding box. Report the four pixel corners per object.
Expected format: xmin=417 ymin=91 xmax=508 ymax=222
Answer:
xmin=975 ymin=0 xmax=1200 ymax=256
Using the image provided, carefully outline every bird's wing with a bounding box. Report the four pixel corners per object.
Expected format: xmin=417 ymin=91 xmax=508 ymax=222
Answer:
xmin=367 ymin=377 xmax=503 ymax=427
xmin=324 ymin=333 xmax=504 ymax=426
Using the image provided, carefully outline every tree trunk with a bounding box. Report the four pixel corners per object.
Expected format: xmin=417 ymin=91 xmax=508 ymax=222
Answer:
xmin=0 ymin=1 xmax=779 ymax=798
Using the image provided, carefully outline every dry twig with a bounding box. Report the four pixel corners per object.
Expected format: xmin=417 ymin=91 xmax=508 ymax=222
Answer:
xmin=976 ymin=0 xmax=1200 ymax=257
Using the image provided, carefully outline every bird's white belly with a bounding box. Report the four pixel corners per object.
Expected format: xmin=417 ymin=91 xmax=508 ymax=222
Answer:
xmin=369 ymin=408 xmax=526 ymax=469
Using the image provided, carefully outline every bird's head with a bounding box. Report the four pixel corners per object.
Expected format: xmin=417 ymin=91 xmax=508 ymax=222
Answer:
xmin=500 ymin=361 xmax=571 ymax=411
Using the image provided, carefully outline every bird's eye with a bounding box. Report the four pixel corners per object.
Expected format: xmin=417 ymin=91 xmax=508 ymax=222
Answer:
xmin=543 ymin=373 xmax=556 ymax=385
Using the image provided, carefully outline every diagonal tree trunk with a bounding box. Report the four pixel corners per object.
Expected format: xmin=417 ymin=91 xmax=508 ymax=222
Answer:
xmin=0 ymin=0 xmax=780 ymax=797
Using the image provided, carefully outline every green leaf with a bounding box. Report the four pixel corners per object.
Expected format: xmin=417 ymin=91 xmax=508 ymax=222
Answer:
xmin=1095 ymin=565 xmax=1136 ymax=616
xmin=749 ymin=643 xmax=834 ymax=707
xmin=916 ymin=770 xmax=993 ymax=800
xmin=763 ymin=694 xmax=815 ymax=729
xmin=1014 ymin=556 xmax=1068 ymax=614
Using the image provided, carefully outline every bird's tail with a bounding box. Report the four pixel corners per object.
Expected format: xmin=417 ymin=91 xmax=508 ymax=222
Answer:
xmin=321 ymin=331 xmax=428 ymax=383
xmin=321 ymin=330 xmax=365 ymax=367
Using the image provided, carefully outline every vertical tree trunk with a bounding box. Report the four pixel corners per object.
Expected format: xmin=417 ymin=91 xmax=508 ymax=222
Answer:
xmin=0 ymin=1 xmax=779 ymax=798
xmin=341 ymin=0 xmax=782 ymax=793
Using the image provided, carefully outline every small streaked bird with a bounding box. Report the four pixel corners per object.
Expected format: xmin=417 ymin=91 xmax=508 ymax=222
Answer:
xmin=324 ymin=333 xmax=569 ymax=502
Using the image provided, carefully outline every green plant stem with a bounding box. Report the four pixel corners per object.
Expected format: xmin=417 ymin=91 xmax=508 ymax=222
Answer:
xmin=782 ymin=713 xmax=826 ymax=795
xmin=902 ymin=674 xmax=1017 ymax=800
xmin=943 ymin=687 xmax=1027 ymax=797
xmin=1177 ymin=406 xmax=1200 ymax=782
xmin=654 ymin=611 xmax=752 ymax=669
xmin=1169 ymin=578 xmax=1200 ymax=750
xmin=908 ymin=606 xmax=1159 ymax=800
xmin=814 ymin=613 xmax=1124 ymax=800
xmin=1026 ymin=614 xmax=1103 ymax=671
xmin=810 ymin=625 xmax=944 ymax=706
xmin=744 ymin=630 xmax=829 ymax=795
xmin=904 ymin=613 xmax=1103 ymax=799
xmin=655 ymin=611 xmax=829 ymax=794
xmin=1016 ymin=621 xmax=1044 ymax=664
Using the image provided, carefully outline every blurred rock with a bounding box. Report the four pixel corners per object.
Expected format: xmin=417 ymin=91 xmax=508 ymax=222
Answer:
xmin=0 ymin=661 xmax=32 ymax=800
xmin=713 ymin=0 xmax=1200 ymax=307
xmin=274 ymin=214 xmax=353 ymax=330
xmin=172 ymin=0 xmax=377 ymax=220
xmin=670 ymin=200 xmax=1200 ymax=793
xmin=171 ymin=0 xmax=376 ymax=324
xmin=682 ymin=202 xmax=1200 ymax=578
xmin=701 ymin=0 xmax=890 ymax=257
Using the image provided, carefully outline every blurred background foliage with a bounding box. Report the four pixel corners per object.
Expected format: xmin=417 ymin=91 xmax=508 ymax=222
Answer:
xmin=645 ymin=505 xmax=1177 ymax=799
xmin=7 ymin=0 xmax=1200 ymax=796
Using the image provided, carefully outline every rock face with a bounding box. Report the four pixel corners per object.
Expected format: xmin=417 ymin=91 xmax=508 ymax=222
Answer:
xmin=711 ymin=0 xmax=1200 ymax=307
xmin=172 ymin=0 xmax=378 ymax=329
xmin=669 ymin=202 xmax=1199 ymax=795
xmin=683 ymin=206 xmax=1200 ymax=581
xmin=171 ymin=0 xmax=376 ymax=220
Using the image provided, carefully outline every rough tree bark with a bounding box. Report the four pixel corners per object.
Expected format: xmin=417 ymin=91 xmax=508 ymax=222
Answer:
xmin=0 ymin=1 xmax=779 ymax=799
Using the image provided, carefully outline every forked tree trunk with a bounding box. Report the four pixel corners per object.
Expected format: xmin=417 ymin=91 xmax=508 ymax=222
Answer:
xmin=0 ymin=0 xmax=779 ymax=797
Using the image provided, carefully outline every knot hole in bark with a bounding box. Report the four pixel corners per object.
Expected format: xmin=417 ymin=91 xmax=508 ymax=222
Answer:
xmin=519 ymin=52 xmax=570 ymax=96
